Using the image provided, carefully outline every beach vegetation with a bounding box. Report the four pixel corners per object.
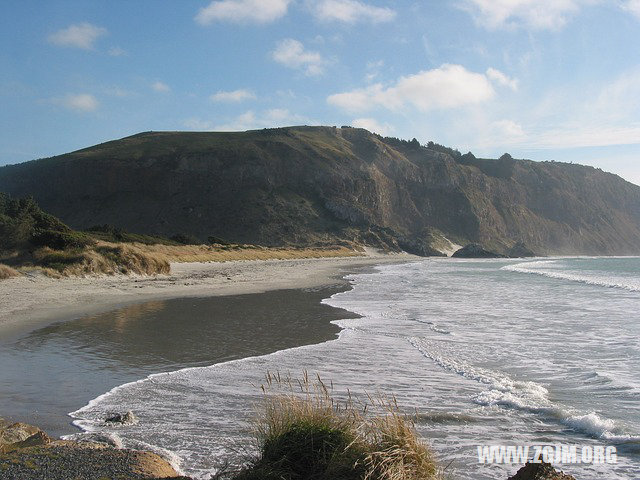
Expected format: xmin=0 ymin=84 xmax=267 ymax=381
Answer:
xmin=170 ymin=233 xmax=202 ymax=245
xmin=86 ymin=224 xmax=182 ymax=246
xmin=0 ymin=263 xmax=20 ymax=279
xmin=232 ymin=372 xmax=443 ymax=480
xmin=1 ymin=191 xmax=362 ymax=277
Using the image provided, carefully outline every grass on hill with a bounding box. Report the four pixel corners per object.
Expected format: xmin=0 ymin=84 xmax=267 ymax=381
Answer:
xmin=0 ymin=192 xmax=363 ymax=278
xmin=230 ymin=372 xmax=443 ymax=480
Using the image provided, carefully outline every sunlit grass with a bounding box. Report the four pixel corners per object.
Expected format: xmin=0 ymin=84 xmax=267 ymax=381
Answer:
xmin=232 ymin=372 xmax=444 ymax=480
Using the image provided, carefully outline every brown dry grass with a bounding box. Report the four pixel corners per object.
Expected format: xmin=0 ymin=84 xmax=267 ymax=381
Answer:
xmin=32 ymin=243 xmax=170 ymax=277
xmin=0 ymin=263 xmax=20 ymax=280
xmin=234 ymin=372 xmax=443 ymax=480
xmin=14 ymin=241 xmax=362 ymax=278
xmin=122 ymin=242 xmax=364 ymax=264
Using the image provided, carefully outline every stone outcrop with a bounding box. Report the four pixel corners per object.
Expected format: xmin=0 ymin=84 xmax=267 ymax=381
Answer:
xmin=508 ymin=461 xmax=576 ymax=480
xmin=105 ymin=410 xmax=137 ymax=425
xmin=508 ymin=241 xmax=538 ymax=258
xmin=452 ymin=243 xmax=505 ymax=258
xmin=0 ymin=418 xmax=42 ymax=448
xmin=0 ymin=418 xmax=183 ymax=479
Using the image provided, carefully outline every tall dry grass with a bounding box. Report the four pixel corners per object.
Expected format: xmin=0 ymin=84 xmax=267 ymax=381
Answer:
xmin=0 ymin=263 xmax=20 ymax=280
xmin=129 ymin=243 xmax=364 ymax=264
xmin=32 ymin=243 xmax=170 ymax=277
xmin=233 ymin=372 xmax=443 ymax=480
xmin=23 ymin=241 xmax=362 ymax=277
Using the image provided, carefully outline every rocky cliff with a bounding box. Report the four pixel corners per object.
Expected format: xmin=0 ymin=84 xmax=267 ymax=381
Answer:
xmin=1 ymin=126 xmax=639 ymax=255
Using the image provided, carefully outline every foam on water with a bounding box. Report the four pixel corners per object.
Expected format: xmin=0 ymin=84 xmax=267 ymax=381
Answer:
xmin=68 ymin=257 xmax=640 ymax=479
xmin=409 ymin=337 xmax=550 ymax=411
xmin=502 ymin=260 xmax=640 ymax=292
xmin=409 ymin=336 xmax=640 ymax=444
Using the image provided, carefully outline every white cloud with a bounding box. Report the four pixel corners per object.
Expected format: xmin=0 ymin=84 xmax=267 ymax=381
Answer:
xmin=210 ymin=89 xmax=256 ymax=102
xmin=461 ymin=0 xmax=589 ymax=30
xmin=622 ymin=0 xmax=640 ymax=18
xmin=152 ymin=81 xmax=170 ymax=93
xmin=214 ymin=108 xmax=308 ymax=130
xmin=313 ymin=0 xmax=396 ymax=23
xmin=352 ymin=118 xmax=394 ymax=136
xmin=108 ymin=46 xmax=127 ymax=57
xmin=486 ymin=67 xmax=518 ymax=90
xmin=272 ymin=39 xmax=326 ymax=76
xmin=523 ymin=125 xmax=640 ymax=149
xmin=328 ymin=64 xmax=496 ymax=113
xmin=490 ymin=119 xmax=525 ymax=138
xmin=48 ymin=23 xmax=107 ymax=49
xmin=184 ymin=118 xmax=216 ymax=130
xmin=52 ymin=93 xmax=99 ymax=112
xmin=365 ymin=59 xmax=384 ymax=82
xmin=515 ymin=69 xmax=640 ymax=149
xmin=196 ymin=0 xmax=291 ymax=24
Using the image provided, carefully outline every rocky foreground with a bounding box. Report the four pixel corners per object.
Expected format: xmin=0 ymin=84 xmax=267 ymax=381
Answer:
xmin=1 ymin=416 xmax=579 ymax=480
xmin=0 ymin=417 xmax=186 ymax=479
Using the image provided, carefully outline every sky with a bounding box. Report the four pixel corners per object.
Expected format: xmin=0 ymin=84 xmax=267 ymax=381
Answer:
xmin=1 ymin=0 xmax=639 ymax=185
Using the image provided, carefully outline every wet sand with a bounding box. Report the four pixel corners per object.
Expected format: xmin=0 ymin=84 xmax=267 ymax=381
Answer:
xmin=0 ymin=286 xmax=359 ymax=438
xmin=0 ymin=252 xmax=413 ymax=339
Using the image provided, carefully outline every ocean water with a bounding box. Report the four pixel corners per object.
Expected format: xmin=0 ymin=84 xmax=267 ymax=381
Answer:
xmin=67 ymin=257 xmax=640 ymax=479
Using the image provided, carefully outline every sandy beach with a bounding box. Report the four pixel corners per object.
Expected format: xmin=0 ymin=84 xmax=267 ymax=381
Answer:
xmin=0 ymin=251 xmax=418 ymax=438
xmin=0 ymin=250 xmax=417 ymax=339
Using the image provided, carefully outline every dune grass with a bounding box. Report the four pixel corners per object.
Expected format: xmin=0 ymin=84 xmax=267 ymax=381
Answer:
xmin=126 ymin=243 xmax=363 ymax=264
xmin=0 ymin=263 xmax=20 ymax=280
xmin=232 ymin=372 xmax=443 ymax=480
xmin=20 ymin=242 xmax=360 ymax=277
xmin=31 ymin=243 xmax=170 ymax=277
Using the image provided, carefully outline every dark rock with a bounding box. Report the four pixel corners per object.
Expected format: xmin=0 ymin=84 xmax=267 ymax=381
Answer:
xmin=397 ymin=236 xmax=446 ymax=257
xmin=105 ymin=410 xmax=137 ymax=425
xmin=508 ymin=241 xmax=538 ymax=258
xmin=508 ymin=461 xmax=576 ymax=480
xmin=452 ymin=243 xmax=505 ymax=258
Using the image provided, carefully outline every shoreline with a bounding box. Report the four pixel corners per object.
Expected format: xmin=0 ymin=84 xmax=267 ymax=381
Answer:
xmin=0 ymin=251 xmax=419 ymax=340
xmin=0 ymin=252 xmax=419 ymax=439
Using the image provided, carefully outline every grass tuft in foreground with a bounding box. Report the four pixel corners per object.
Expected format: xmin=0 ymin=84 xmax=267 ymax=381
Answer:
xmin=232 ymin=372 xmax=443 ymax=480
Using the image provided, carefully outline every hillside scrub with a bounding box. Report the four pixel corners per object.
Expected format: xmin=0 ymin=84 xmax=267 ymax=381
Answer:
xmin=0 ymin=263 xmax=20 ymax=280
xmin=232 ymin=373 xmax=443 ymax=480
xmin=0 ymin=193 xmax=171 ymax=276
xmin=0 ymin=193 xmax=94 ymax=251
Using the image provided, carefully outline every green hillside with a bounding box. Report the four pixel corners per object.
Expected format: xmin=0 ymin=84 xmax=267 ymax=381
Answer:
xmin=1 ymin=126 xmax=639 ymax=256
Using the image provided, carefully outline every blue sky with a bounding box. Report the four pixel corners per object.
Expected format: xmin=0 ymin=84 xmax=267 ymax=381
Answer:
xmin=1 ymin=0 xmax=639 ymax=185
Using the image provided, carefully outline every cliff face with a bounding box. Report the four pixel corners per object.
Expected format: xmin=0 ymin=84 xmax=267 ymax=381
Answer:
xmin=1 ymin=126 xmax=639 ymax=255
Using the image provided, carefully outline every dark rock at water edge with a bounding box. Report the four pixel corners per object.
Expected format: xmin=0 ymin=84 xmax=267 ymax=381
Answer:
xmin=508 ymin=241 xmax=538 ymax=258
xmin=452 ymin=243 xmax=506 ymax=258
xmin=508 ymin=461 xmax=576 ymax=480
xmin=105 ymin=410 xmax=137 ymax=425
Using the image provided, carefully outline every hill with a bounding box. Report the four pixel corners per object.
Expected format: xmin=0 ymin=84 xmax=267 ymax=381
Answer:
xmin=1 ymin=126 xmax=639 ymax=256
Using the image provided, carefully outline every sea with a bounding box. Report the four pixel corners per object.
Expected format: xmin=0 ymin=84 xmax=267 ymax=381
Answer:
xmin=65 ymin=257 xmax=640 ymax=479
